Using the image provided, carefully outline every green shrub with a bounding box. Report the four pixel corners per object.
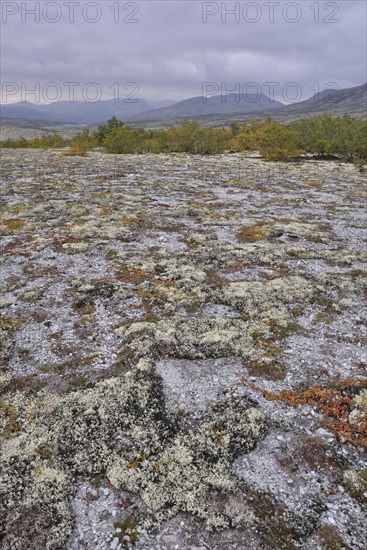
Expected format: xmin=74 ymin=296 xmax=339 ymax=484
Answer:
xmin=103 ymin=126 xmax=142 ymax=153
xmin=231 ymin=115 xmax=366 ymax=166
xmin=94 ymin=115 xmax=125 ymax=145
xmin=0 ymin=136 xmax=31 ymax=148
xmin=29 ymin=133 xmax=66 ymax=149
xmin=1 ymin=115 xmax=365 ymax=167
xmin=0 ymin=134 xmax=65 ymax=149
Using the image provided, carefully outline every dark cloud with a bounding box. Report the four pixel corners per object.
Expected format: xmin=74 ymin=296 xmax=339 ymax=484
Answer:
xmin=1 ymin=0 xmax=366 ymax=104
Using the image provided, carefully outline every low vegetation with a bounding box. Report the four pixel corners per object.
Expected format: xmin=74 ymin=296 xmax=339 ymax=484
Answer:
xmin=1 ymin=115 xmax=366 ymax=167
xmin=255 ymin=379 xmax=367 ymax=447
xmin=0 ymin=147 xmax=366 ymax=547
xmin=0 ymin=133 xmax=66 ymax=149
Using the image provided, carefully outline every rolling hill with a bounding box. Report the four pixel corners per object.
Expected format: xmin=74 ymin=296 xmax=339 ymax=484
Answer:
xmin=126 ymin=83 xmax=367 ymax=128
xmin=126 ymin=93 xmax=283 ymax=124
xmin=0 ymin=98 xmax=152 ymax=124
xmin=1 ymin=83 xmax=365 ymax=129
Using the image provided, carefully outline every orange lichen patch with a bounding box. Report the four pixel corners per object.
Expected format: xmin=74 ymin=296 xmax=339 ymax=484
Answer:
xmin=100 ymin=205 xmax=112 ymax=216
xmin=238 ymin=227 xmax=267 ymax=242
xmin=305 ymin=181 xmax=322 ymax=189
xmin=0 ymin=401 xmax=22 ymax=439
xmin=60 ymin=144 xmax=87 ymax=157
xmin=120 ymin=214 xmax=151 ymax=226
xmin=113 ymin=266 xmax=152 ymax=284
xmin=152 ymin=278 xmax=173 ymax=287
xmin=255 ymin=379 xmax=367 ymax=447
xmin=127 ymin=452 xmax=150 ymax=469
xmin=205 ymin=269 xmax=231 ymax=287
xmin=120 ymin=215 xmax=138 ymax=225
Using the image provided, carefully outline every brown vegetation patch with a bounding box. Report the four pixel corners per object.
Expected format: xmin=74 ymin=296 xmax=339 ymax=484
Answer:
xmin=256 ymin=379 xmax=367 ymax=447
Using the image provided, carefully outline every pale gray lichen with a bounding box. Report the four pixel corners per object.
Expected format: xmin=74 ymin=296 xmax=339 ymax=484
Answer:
xmin=0 ymin=327 xmax=15 ymax=364
xmin=108 ymin=395 xmax=265 ymax=528
xmin=219 ymin=275 xmax=315 ymax=315
xmin=115 ymin=276 xmax=315 ymax=368
xmin=343 ymin=468 xmax=367 ymax=502
xmin=0 ymin=358 xmax=266 ymax=548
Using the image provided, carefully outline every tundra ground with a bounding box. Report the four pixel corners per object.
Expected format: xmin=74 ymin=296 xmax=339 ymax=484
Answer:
xmin=0 ymin=150 xmax=366 ymax=549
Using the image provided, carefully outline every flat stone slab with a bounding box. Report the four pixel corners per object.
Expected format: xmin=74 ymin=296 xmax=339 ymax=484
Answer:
xmin=155 ymin=356 xmax=243 ymax=414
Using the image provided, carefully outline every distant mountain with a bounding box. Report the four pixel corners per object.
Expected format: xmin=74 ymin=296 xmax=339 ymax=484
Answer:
xmin=148 ymin=99 xmax=178 ymax=109
xmin=126 ymin=93 xmax=283 ymax=124
xmin=127 ymin=83 xmax=367 ymax=128
xmin=0 ymin=98 xmax=152 ymax=124
xmin=273 ymin=82 xmax=367 ymax=119
xmin=0 ymin=102 xmax=47 ymax=121
xmin=0 ymin=94 xmax=281 ymax=125
xmin=1 ymin=83 xmax=365 ymax=128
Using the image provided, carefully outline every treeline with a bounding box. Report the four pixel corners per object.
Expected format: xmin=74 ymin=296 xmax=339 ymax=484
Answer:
xmin=1 ymin=115 xmax=366 ymax=166
xmin=0 ymin=133 xmax=66 ymax=149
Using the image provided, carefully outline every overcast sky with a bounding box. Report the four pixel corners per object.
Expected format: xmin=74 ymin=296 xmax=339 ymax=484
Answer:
xmin=1 ymin=0 xmax=366 ymax=104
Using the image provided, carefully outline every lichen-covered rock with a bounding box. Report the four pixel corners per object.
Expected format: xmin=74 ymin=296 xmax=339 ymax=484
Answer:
xmin=0 ymin=360 xmax=266 ymax=547
xmin=107 ymin=395 xmax=266 ymax=528
xmin=1 ymin=149 xmax=366 ymax=548
xmin=0 ymin=327 xmax=15 ymax=364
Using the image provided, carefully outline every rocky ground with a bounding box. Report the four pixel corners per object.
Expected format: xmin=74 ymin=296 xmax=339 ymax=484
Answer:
xmin=0 ymin=149 xmax=366 ymax=549
xmin=0 ymin=123 xmax=91 ymax=142
xmin=0 ymin=125 xmax=53 ymax=141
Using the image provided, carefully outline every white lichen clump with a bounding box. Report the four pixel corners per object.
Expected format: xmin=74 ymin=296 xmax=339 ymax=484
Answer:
xmin=0 ymin=358 xmax=266 ymax=548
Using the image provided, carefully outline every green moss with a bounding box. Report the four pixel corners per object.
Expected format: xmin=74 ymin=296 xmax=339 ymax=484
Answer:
xmin=265 ymin=318 xmax=301 ymax=339
xmin=71 ymin=299 xmax=96 ymax=315
xmin=114 ymin=515 xmax=139 ymax=547
xmin=0 ymin=317 xmax=22 ymax=330
xmin=343 ymin=469 xmax=367 ymax=503
xmin=0 ymin=374 xmax=45 ymax=397
xmin=34 ymin=445 xmax=56 ymax=459
xmin=2 ymin=218 xmax=26 ymax=232
xmin=238 ymin=227 xmax=267 ymax=242
xmin=319 ymin=525 xmax=349 ymax=549
xmin=246 ymin=359 xmax=286 ymax=380
xmin=248 ymin=488 xmax=316 ymax=549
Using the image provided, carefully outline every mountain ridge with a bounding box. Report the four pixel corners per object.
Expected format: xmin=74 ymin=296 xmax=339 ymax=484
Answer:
xmin=1 ymin=83 xmax=366 ymax=127
xmin=127 ymin=82 xmax=367 ymax=127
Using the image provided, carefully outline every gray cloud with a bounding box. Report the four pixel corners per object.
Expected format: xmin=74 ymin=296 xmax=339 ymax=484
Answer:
xmin=1 ymin=0 xmax=366 ymax=104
